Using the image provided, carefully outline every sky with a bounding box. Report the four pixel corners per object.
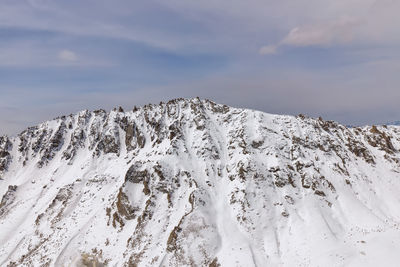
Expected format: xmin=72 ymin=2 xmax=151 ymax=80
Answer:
xmin=1 ymin=0 xmax=400 ymax=135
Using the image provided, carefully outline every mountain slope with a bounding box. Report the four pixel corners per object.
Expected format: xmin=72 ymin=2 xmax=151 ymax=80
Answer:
xmin=1 ymin=98 xmax=400 ymax=266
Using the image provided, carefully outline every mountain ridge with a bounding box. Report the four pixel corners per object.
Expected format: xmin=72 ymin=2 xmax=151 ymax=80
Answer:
xmin=1 ymin=98 xmax=400 ymax=266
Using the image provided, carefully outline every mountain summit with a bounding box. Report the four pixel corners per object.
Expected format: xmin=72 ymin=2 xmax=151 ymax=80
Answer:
xmin=1 ymin=98 xmax=400 ymax=266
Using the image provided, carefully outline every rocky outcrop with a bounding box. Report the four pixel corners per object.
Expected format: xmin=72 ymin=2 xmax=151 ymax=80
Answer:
xmin=0 ymin=136 xmax=12 ymax=177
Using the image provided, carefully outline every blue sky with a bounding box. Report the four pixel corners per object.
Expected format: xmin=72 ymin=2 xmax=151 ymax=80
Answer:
xmin=1 ymin=0 xmax=400 ymax=134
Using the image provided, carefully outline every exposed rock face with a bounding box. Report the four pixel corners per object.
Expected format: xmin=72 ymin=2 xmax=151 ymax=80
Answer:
xmin=1 ymin=98 xmax=400 ymax=266
xmin=0 ymin=185 xmax=17 ymax=217
xmin=0 ymin=136 xmax=12 ymax=177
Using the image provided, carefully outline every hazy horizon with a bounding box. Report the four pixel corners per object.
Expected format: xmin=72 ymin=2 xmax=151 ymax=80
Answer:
xmin=1 ymin=0 xmax=400 ymax=135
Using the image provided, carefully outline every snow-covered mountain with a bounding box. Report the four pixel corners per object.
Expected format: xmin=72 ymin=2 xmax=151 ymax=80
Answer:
xmin=1 ymin=98 xmax=400 ymax=267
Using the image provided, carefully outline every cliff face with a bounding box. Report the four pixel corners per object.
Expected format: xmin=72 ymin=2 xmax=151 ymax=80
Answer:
xmin=1 ymin=98 xmax=400 ymax=266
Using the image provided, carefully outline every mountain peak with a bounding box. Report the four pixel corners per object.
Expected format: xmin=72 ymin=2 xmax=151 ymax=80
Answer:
xmin=1 ymin=99 xmax=400 ymax=266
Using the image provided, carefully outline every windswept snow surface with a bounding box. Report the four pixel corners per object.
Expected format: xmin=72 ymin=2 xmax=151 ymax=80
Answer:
xmin=1 ymin=98 xmax=400 ymax=266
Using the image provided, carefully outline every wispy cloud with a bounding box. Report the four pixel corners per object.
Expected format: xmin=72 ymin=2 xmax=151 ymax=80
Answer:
xmin=281 ymin=19 xmax=358 ymax=47
xmin=260 ymin=18 xmax=359 ymax=54
xmin=58 ymin=49 xmax=78 ymax=62
xmin=0 ymin=41 xmax=111 ymax=68
xmin=259 ymin=0 xmax=400 ymax=53
xmin=259 ymin=45 xmax=278 ymax=55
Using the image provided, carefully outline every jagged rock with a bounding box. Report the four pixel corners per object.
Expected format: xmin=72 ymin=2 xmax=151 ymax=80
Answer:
xmin=0 ymin=185 xmax=17 ymax=217
xmin=125 ymin=162 xmax=150 ymax=183
xmin=0 ymin=136 xmax=12 ymax=175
